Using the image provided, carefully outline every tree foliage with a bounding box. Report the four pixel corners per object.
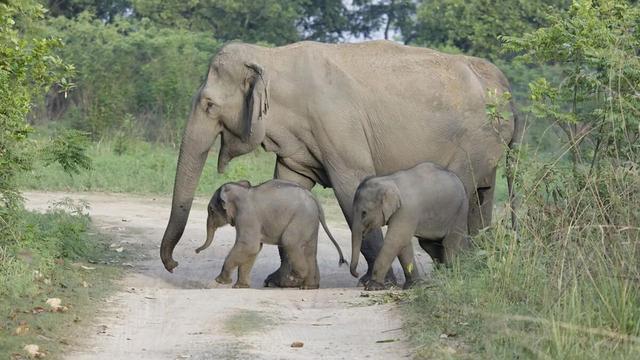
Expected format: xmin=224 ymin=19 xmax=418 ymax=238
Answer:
xmin=46 ymin=14 xmax=221 ymax=142
xmin=413 ymin=0 xmax=571 ymax=59
xmin=350 ymin=0 xmax=417 ymax=42
xmin=0 ymin=0 xmax=72 ymax=209
xmin=44 ymin=0 xmax=131 ymax=22
xmin=504 ymin=0 xmax=640 ymax=167
xmin=132 ymin=0 xmax=305 ymax=45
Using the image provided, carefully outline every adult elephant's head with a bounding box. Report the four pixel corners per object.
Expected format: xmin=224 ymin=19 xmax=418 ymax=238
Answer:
xmin=160 ymin=44 xmax=269 ymax=272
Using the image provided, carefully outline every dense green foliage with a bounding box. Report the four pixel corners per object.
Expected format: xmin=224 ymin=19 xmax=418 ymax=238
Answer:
xmin=1 ymin=4 xmax=109 ymax=356
xmin=35 ymin=0 xmax=574 ymax=141
xmin=414 ymin=0 xmax=571 ymax=59
xmin=407 ymin=1 xmax=640 ymax=358
xmin=1 ymin=0 xmax=70 ymax=209
xmin=45 ymin=14 xmax=221 ymax=142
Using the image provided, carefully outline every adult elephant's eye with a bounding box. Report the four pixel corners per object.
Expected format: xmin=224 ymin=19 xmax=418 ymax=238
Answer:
xmin=361 ymin=210 xmax=367 ymax=217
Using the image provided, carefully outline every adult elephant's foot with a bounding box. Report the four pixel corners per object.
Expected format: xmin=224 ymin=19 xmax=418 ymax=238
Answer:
xmin=233 ymin=282 xmax=250 ymax=289
xmin=364 ymin=279 xmax=387 ymax=291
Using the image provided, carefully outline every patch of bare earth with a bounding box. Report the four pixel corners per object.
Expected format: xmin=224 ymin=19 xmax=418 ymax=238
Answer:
xmin=25 ymin=192 xmax=430 ymax=359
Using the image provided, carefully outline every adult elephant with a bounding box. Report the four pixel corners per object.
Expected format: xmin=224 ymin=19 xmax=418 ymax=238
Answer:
xmin=160 ymin=40 xmax=520 ymax=285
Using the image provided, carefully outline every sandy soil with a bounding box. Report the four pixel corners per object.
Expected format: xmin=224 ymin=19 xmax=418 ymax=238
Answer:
xmin=25 ymin=191 xmax=431 ymax=360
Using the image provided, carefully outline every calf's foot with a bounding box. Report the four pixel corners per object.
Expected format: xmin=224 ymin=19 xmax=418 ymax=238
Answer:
xmin=364 ymin=279 xmax=387 ymax=291
xmin=215 ymin=274 xmax=232 ymax=285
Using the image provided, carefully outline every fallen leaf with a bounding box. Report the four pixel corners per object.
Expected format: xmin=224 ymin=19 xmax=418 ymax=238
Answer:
xmin=144 ymin=295 xmax=156 ymax=300
xmin=32 ymin=270 xmax=43 ymax=280
xmin=45 ymin=298 xmax=68 ymax=312
xmin=15 ymin=322 xmax=29 ymax=336
xmin=114 ymin=247 xmax=124 ymax=253
xmin=80 ymin=265 xmax=95 ymax=270
xmin=81 ymin=281 xmax=89 ymax=288
xmin=46 ymin=298 xmax=61 ymax=309
xmin=290 ymin=341 xmax=304 ymax=348
xmin=23 ymin=344 xmax=45 ymax=358
xmin=439 ymin=333 xmax=448 ymax=339
xmin=32 ymin=307 xmax=45 ymax=314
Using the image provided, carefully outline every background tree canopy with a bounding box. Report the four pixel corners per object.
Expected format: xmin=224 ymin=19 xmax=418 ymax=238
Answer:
xmin=31 ymin=0 xmax=580 ymax=143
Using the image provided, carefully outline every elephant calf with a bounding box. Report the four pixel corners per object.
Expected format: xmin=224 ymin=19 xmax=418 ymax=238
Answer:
xmin=350 ymin=162 xmax=470 ymax=290
xmin=197 ymin=180 xmax=347 ymax=289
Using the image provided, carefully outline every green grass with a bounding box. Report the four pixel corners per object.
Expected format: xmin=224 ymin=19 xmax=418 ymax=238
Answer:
xmin=19 ymin=137 xmax=508 ymax=204
xmin=18 ymin=138 xmax=338 ymax=198
xmin=0 ymin=200 xmax=125 ymax=358
xmin=405 ymin=161 xmax=640 ymax=359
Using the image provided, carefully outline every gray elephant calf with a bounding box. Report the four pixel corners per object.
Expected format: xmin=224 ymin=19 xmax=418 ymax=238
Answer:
xmin=350 ymin=162 xmax=469 ymax=290
xmin=197 ymin=180 xmax=347 ymax=289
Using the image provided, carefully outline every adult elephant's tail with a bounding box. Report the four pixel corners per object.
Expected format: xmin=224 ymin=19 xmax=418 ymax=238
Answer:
xmin=507 ymin=100 xmax=523 ymax=232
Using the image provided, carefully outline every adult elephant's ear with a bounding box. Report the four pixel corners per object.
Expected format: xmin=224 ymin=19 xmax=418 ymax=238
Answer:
xmin=242 ymin=62 xmax=269 ymax=145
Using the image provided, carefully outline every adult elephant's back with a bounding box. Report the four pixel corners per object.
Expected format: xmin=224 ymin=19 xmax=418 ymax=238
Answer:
xmin=296 ymin=40 xmax=515 ymax=204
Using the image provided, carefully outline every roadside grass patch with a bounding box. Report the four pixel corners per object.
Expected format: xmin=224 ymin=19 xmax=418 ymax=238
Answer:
xmin=0 ymin=200 xmax=125 ymax=358
xmin=405 ymin=163 xmax=640 ymax=359
xmin=20 ymin=136 xmax=507 ymax=203
xmin=18 ymin=138 xmax=337 ymax=199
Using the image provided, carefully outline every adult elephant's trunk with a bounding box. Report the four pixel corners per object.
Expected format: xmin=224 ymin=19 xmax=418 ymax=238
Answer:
xmin=160 ymin=109 xmax=221 ymax=272
xmin=350 ymin=219 xmax=364 ymax=278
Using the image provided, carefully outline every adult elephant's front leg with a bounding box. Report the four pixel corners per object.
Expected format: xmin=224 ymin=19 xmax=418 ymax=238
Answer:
xmin=264 ymin=159 xmax=316 ymax=288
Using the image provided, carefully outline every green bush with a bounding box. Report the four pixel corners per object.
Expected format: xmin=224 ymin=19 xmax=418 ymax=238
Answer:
xmin=0 ymin=199 xmax=95 ymax=298
xmin=407 ymin=160 xmax=639 ymax=359
xmin=407 ymin=2 xmax=640 ymax=358
xmin=45 ymin=14 xmax=221 ymax=143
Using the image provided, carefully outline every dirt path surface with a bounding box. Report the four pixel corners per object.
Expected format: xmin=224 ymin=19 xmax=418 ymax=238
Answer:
xmin=25 ymin=191 xmax=429 ymax=360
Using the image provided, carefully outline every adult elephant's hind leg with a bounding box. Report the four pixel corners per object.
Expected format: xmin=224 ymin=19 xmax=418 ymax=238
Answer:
xmin=264 ymin=159 xmax=316 ymax=288
xmin=467 ymin=168 xmax=497 ymax=235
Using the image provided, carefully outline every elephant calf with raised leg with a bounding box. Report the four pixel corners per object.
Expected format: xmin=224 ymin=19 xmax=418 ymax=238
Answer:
xmin=198 ymin=180 xmax=347 ymax=289
xmin=350 ymin=162 xmax=470 ymax=291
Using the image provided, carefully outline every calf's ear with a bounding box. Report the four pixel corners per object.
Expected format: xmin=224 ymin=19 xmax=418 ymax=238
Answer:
xmin=219 ymin=185 xmax=237 ymax=225
xmin=381 ymin=184 xmax=401 ymax=223
xmin=235 ymin=180 xmax=251 ymax=188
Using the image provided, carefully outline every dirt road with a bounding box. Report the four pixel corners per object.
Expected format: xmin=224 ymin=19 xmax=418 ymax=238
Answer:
xmin=25 ymin=192 xmax=429 ymax=359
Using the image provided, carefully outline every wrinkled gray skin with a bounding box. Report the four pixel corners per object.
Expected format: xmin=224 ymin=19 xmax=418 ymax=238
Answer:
xmin=160 ymin=40 xmax=520 ymax=287
xmin=351 ymin=163 xmax=469 ymax=291
xmin=197 ymin=179 xmax=347 ymax=289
